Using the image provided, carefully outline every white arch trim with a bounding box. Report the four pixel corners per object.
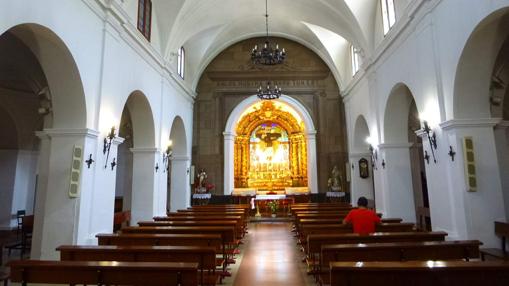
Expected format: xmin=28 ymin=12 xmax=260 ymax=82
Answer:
xmin=223 ymin=94 xmax=318 ymax=195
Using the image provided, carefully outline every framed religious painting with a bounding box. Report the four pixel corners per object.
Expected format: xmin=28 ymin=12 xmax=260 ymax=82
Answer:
xmin=359 ymin=158 xmax=369 ymax=179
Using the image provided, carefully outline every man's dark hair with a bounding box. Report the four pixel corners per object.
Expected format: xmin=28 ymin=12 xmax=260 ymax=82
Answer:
xmin=357 ymin=196 xmax=368 ymax=207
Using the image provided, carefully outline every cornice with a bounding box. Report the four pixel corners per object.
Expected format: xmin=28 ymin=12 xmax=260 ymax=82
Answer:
xmin=378 ymin=143 xmax=413 ymax=149
xmin=440 ymin=118 xmax=501 ymax=130
xmin=130 ymin=147 xmax=160 ymax=153
xmin=41 ymin=128 xmax=100 ymax=139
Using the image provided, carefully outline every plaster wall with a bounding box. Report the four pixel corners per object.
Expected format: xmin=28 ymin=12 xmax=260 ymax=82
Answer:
xmin=346 ymin=0 xmax=509 ymax=246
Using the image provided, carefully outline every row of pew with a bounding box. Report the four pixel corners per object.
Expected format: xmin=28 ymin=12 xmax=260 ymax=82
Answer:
xmin=8 ymin=204 xmax=250 ymax=286
xmin=290 ymin=202 xmax=509 ymax=286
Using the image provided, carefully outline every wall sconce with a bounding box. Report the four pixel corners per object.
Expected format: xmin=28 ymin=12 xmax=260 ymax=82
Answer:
xmin=103 ymin=126 xmax=117 ymax=169
xmin=368 ymin=144 xmax=378 ymax=170
xmin=422 ymin=120 xmax=437 ymax=163
xmin=366 ymin=136 xmax=378 ymax=170
xmin=163 ymin=140 xmax=173 ymax=172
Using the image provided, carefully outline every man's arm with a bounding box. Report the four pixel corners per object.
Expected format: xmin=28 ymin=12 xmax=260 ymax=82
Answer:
xmin=343 ymin=211 xmax=352 ymax=225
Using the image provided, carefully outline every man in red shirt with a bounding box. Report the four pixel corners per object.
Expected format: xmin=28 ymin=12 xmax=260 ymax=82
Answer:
xmin=343 ymin=197 xmax=380 ymax=235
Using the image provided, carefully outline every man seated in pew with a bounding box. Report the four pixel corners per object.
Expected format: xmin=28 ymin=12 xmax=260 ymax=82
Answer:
xmin=342 ymin=197 xmax=380 ymax=235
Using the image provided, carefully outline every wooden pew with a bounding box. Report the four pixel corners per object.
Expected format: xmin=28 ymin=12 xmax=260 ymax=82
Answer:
xmin=306 ymin=231 xmax=448 ymax=274
xmin=97 ymin=233 xmax=222 ymax=248
xmin=57 ymin=245 xmax=218 ymax=286
xmin=9 ymin=260 xmax=198 ymax=286
xmin=480 ymin=221 xmax=509 ymax=261
xmin=154 ymin=215 xmax=247 ymax=236
xmin=120 ymin=226 xmax=236 ymax=274
xmin=298 ymin=223 xmax=415 ymax=245
xmin=329 ymin=261 xmax=509 ymax=286
xmin=138 ymin=220 xmax=243 ymax=239
xmin=320 ymin=240 xmax=482 ymax=285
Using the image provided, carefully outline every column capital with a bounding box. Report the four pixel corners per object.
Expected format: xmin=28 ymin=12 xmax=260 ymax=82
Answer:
xmin=130 ymin=147 xmax=159 ymax=154
xmin=171 ymin=155 xmax=190 ymax=162
xmin=378 ymin=143 xmax=412 ymax=150
xmin=38 ymin=128 xmax=100 ymax=139
xmin=306 ymin=130 xmax=317 ymax=138
xmin=349 ymin=152 xmax=371 ymax=158
xmin=223 ymin=131 xmax=236 ymax=140
xmin=440 ymin=118 xmax=501 ymax=130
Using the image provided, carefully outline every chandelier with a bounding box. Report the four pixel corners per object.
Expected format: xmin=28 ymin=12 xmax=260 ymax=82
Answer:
xmin=250 ymin=0 xmax=286 ymax=65
xmin=257 ymin=82 xmax=282 ymax=100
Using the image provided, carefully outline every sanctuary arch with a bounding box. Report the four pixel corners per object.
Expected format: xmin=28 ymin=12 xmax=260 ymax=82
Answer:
xmin=193 ymin=37 xmax=348 ymax=195
xmin=224 ymin=96 xmax=318 ymax=194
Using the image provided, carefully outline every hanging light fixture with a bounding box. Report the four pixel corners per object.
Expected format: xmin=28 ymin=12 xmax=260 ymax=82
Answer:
xmin=250 ymin=0 xmax=286 ymax=65
xmin=257 ymin=82 xmax=281 ymax=100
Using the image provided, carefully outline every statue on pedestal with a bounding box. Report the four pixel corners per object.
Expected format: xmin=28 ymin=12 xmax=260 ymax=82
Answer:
xmin=327 ymin=165 xmax=342 ymax=192
xmin=195 ymin=168 xmax=207 ymax=193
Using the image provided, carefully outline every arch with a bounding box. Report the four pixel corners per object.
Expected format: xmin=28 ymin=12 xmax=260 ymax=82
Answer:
xmin=224 ymin=95 xmax=318 ymax=194
xmin=0 ymin=105 xmax=19 ymax=149
xmin=353 ymin=115 xmax=370 ymax=152
xmin=225 ymin=95 xmax=316 ymax=135
xmin=169 ymin=116 xmax=188 ymax=157
xmin=381 ymin=82 xmax=424 ymax=223
xmin=168 ymin=115 xmax=190 ymax=211
xmin=383 ymin=83 xmax=419 ymax=144
xmin=5 ymin=23 xmax=87 ymax=129
xmin=123 ymin=91 xmax=156 ymax=148
xmin=453 ymin=8 xmax=509 ymax=119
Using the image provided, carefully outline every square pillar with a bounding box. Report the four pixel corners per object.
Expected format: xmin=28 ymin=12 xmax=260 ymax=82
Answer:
xmin=169 ymin=155 xmax=191 ymax=211
xmin=130 ymin=147 xmax=159 ymax=224
xmin=378 ymin=143 xmax=416 ymax=223
xmin=440 ymin=119 xmax=507 ymax=247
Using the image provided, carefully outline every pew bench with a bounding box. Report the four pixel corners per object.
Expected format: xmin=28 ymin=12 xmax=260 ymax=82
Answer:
xmin=329 ymin=261 xmax=509 ymax=286
xmin=57 ymin=245 xmax=219 ymax=286
xmin=306 ymin=231 xmax=448 ymax=274
xmin=0 ymin=270 xmax=8 ymax=286
xmin=480 ymin=221 xmax=509 ymax=261
xmin=8 ymin=260 xmax=198 ymax=286
xmin=319 ymin=240 xmax=482 ymax=285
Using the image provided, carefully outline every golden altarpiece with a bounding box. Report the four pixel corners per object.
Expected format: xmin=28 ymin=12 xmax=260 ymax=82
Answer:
xmin=234 ymin=101 xmax=308 ymax=191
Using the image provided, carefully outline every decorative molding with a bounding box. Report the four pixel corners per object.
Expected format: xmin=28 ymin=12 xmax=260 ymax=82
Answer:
xmin=112 ymin=137 xmax=125 ymax=145
xmin=171 ymin=155 xmax=190 ymax=162
xmin=42 ymin=128 xmax=100 ymax=139
xmin=207 ymin=71 xmax=330 ymax=81
xmin=495 ymin=120 xmax=509 ymax=129
xmin=378 ymin=143 xmax=413 ymax=149
xmin=440 ymin=118 xmax=501 ymax=130
xmin=130 ymin=147 xmax=160 ymax=154
xmin=349 ymin=152 xmax=371 ymax=158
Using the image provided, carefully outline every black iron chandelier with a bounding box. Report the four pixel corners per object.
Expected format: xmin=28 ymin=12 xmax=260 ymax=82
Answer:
xmin=257 ymin=82 xmax=281 ymax=100
xmin=250 ymin=0 xmax=286 ymax=65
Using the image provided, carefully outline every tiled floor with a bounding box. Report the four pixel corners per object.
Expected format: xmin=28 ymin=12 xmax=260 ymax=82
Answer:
xmin=231 ymin=222 xmax=314 ymax=286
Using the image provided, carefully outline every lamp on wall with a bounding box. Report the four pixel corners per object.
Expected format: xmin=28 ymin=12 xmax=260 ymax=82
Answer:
xmin=366 ymin=136 xmax=378 ymax=169
xmin=103 ymin=126 xmax=117 ymax=169
xmin=422 ymin=120 xmax=437 ymax=163
xmin=163 ymin=140 xmax=173 ymax=172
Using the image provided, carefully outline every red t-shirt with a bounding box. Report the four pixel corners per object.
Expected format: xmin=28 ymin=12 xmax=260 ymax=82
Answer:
xmin=343 ymin=208 xmax=381 ymax=235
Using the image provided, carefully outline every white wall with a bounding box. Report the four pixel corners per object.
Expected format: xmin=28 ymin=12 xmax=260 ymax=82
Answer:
xmin=346 ymin=0 xmax=509 ymax=247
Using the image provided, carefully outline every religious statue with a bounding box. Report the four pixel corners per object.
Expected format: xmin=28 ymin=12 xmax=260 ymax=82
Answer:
xmin=327 ymin=165 xmax=342 ymax=192
xmin=195 ymin=169 xmax=208 ymax=193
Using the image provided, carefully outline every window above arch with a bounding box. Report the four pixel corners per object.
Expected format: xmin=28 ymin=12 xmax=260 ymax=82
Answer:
xmin=351 ymin=45 xmax=360 ymax=76
xmin=178 ymin=47 xmax=185 ymax=79
xmin=381 ymin=0 xmax=396 ymax=35
xmin=137 ymin=0 xmax=152 ymax=41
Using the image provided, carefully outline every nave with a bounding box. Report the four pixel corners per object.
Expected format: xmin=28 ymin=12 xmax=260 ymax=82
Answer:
xmin=3 ymin=202 xmax=509 ymax=286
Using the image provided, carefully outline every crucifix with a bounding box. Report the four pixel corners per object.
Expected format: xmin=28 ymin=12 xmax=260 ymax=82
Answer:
xmin=448 ymin=146 xmax=456 ymax=161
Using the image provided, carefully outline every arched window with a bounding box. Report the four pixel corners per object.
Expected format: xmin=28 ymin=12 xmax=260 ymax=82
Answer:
xmin=177 ymin=47 xmax=185 ymax=79
xmin=137 ymin=0 xmax=152 ymax=40
xmin=351 ymin=45 xmax=360 ymax=76
xmin=381 ymin=0 xmax=396 ymax=35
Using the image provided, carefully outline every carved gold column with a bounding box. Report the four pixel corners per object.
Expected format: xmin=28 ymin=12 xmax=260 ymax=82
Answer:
xmin=238 ymin=135 xmax=249 ymax=187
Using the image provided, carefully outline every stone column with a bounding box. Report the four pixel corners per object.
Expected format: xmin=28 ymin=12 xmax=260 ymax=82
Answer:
xmin=439 ymin=119 xmax=506 ymax=247
xmin=349 ymin=152 xmax=375 ymax=205
xmin=130 ymin=147 xmax=159 ymax=224
xmin=31 ymin=128 xmax=100 ymax=259
xmin=169 ymin=155 xmax=191 ymax=211
xmin=306 ymin=131 xmax=318 ymax=193
xmin=378 ymin=143 xmax=416 ymax=223
xmin=223 ymin=132 xmax=235 ymax=195
xmin=494 ymin=121 xmax=509 ymax=220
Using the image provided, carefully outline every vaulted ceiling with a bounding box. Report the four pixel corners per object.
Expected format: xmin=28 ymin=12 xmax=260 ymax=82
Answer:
xmin=145 ymin=0 xmax=404 ymax=90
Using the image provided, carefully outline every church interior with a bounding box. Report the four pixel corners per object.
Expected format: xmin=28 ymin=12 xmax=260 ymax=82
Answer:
xmin=1 ymin=0 xmax=509 ymax=285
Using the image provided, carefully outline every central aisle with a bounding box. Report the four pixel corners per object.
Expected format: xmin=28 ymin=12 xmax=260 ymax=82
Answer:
xmin=232 ymin=222 xmax=313 ymax=286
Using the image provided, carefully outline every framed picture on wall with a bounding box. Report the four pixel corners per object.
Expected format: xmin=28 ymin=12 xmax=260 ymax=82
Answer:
xmin=359 ymin=158 xmax=369 ymax=179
